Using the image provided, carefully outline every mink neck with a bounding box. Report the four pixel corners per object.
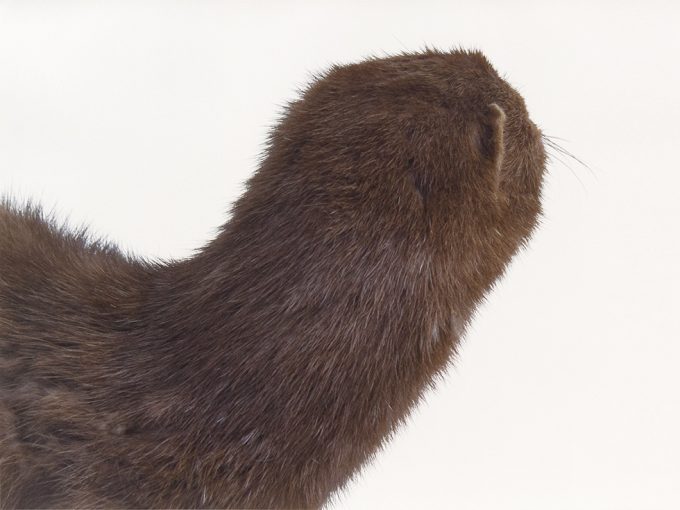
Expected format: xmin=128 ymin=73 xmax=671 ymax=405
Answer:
xmin=145 ymin=208 xmax=463 ymax=452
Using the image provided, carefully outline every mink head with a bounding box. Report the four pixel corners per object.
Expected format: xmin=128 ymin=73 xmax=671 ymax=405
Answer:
xmin=238 ymin=49 xmax=546 ymax=311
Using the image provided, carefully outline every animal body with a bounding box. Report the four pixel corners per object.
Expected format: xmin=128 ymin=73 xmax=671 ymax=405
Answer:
xmin=0 ymin=49 xmax=546 ymax=508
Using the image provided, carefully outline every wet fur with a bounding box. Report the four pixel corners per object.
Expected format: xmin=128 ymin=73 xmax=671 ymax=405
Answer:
xmin=0 ymin=49 xmax=546 ymax=508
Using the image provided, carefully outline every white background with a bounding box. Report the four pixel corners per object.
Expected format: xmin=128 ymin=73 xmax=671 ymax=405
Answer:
xmin=1 ymin=2 xmax=679 ymax=509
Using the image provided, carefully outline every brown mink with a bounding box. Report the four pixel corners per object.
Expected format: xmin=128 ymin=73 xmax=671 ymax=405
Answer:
xmin=0 ymin=49 xmax=546 ymax=508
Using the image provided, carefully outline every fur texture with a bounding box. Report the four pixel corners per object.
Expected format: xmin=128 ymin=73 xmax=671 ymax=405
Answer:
xmin=0 ymin=49 xmax=546 ymax=508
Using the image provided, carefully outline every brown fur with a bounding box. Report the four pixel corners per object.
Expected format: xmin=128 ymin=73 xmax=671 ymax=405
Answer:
xmin=0 ymin=49 xmax=545 ymax=508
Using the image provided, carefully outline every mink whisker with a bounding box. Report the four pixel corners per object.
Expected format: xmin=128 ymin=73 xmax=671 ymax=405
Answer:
xmin=542 ymin=134 xmax=593 ymax=176
xmin=545 ymin=148 xmax=586 ymax=190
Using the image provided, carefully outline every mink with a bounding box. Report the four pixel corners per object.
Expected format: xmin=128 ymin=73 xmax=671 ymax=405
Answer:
xmin=0 ymin=49 xmax=546 ymax=508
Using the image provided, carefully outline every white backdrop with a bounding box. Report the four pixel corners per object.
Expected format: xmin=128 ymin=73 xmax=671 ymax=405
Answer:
xmin=1 ymin=2 xmax=679 ymax=509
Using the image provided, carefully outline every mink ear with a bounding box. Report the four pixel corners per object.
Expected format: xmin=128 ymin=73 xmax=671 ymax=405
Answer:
xmin=476 ymin=103 xmax=506 ymax=177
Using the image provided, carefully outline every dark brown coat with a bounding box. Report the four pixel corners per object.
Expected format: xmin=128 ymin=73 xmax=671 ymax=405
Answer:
xmin=0 ymin=49 xmax=546 ymax=508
